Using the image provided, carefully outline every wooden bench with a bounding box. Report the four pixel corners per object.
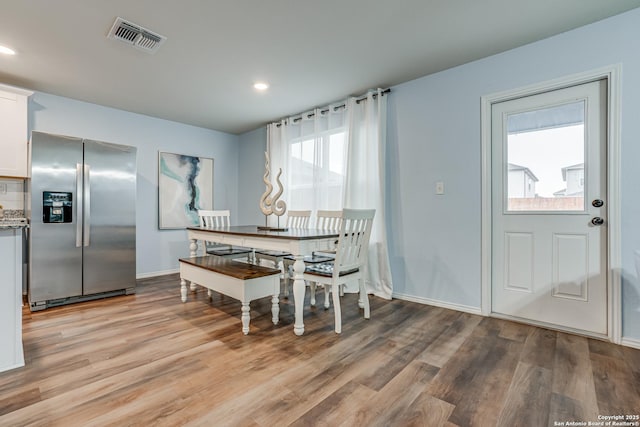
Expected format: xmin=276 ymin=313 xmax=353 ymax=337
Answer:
xmin=179 ymin=256 xmax=281 ymax=335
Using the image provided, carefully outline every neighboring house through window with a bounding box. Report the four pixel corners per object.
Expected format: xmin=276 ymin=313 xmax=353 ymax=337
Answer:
xmin=508 ymin=163 xmax=538 ymax=198
xmin=553 ymin=163 xmax=584 ymax=197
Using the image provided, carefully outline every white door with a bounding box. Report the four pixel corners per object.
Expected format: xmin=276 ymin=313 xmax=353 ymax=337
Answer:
xmin=491 ymin=80 xmax=607 ymax=335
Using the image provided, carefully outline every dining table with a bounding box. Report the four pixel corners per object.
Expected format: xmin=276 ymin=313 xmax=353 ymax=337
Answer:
xmin=186 ymin=225 xmax=339 ymax=336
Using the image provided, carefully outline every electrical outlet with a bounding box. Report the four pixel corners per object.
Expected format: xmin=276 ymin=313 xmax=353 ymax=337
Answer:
xmin=435 ymin=181 xmax=445 ymax=195
xmin=0 ymin=183 xmax=6 ymax=194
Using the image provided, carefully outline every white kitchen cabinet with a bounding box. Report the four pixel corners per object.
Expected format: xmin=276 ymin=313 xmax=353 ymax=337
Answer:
xmin=0 ymin=227 xmax=24 ymax=372
xmin=0 ymin=84 xmax=32 ymax=178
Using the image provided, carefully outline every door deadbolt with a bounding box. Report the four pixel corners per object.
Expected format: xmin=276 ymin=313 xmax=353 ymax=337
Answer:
xmin=592 ymin=199 xmax=604 ymax=208
xmin=591 ymin=217 xmax=604 ymax=226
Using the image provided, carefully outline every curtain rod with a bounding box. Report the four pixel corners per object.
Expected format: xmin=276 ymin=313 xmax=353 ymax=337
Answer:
xmin=275 ymin=88 xmax=391 ymax=127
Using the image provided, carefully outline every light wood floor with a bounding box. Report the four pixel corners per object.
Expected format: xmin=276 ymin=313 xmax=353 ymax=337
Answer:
xmin=1 ymin=274 xmax=639 ymax=426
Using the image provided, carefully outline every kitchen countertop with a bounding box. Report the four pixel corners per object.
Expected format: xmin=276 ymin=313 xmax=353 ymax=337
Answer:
xmin=0 ymin=218 xmax=28 ymax=229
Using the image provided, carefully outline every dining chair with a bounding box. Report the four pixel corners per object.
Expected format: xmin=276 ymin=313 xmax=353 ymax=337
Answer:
xmin=315 ymin=210 xmax=343 ymax=235
xmin=254 ymin=210 xmax=311 ymax=286
xmin=197 ymin=210 xmax=253 ymax=262
xmin=302 ymin=208 xmax=375 ymax=333
xmin=282 ymin=210 xmax=343 ymax=304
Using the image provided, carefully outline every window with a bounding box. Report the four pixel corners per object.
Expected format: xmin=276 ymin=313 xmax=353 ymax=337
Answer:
xmin=506 ymin=100 xmax=585 ymax=211
xmin=287 ymin=129 xmax=346 ymax=211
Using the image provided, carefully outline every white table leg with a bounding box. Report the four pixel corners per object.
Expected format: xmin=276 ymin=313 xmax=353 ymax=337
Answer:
xmin=189 ymin=238 xmax=198 ymax=257
xmin=189 ymin=239 xmax=199 ymax=291
xmin=292 ymin=255 xmax=306 ymax=336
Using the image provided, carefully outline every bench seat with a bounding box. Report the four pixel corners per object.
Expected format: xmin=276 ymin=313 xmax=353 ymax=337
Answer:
xmin=179 ymin=256 xmax=281 ymax=335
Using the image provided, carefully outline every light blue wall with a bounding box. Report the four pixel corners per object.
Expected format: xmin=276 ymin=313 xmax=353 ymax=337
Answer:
xmin=386 ymin=8 xmax=640 ymax=340
xmin=237 ymin=126 xmax=267 ymax=226
xmin=29 ymin=92 xmax=240 ymax=277
xmin=238 ymin=9 xmax=640 ymax=340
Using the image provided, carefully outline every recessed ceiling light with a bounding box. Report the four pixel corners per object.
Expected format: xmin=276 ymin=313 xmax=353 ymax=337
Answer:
xmin=254 ymin=82 xmax=269 ymax=91
xmin=0 ymin=45 xmax=16 ymax=55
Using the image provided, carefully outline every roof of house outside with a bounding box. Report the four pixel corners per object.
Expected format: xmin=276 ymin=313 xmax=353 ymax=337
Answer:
xmin=508 ymin=163 xmax=539 ymax=181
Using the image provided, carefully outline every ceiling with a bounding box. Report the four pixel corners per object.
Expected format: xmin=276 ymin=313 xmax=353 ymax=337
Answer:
xmin=1 ymin=1 xmax=639 ymax=135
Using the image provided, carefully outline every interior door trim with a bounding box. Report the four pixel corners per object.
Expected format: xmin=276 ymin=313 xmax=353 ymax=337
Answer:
xmin=480 ymin=64 xmax=622 ymax=344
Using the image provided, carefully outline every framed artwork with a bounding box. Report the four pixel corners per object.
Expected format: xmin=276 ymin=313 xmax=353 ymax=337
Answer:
xmin=158 ymin=151 xmax=213 ymax=229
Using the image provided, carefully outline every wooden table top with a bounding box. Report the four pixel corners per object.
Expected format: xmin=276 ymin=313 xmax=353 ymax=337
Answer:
xmin=187 ymin=225 xmax=339 ymax=240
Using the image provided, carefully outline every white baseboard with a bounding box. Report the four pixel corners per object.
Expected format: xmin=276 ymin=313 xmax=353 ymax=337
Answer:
xmin=0 ymin=361 xmax=25 ymax=374
xmin=392 ymin=292 xmax=482 ymax=316
xmin=136 ymin=268 xmax=179 ymax=279
xmin=621 ymin=337 xmax=640 ymax=349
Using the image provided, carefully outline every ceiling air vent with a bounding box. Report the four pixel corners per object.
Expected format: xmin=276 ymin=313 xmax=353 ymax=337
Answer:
xmin=107 ymin=17 xmax=166 ymax=54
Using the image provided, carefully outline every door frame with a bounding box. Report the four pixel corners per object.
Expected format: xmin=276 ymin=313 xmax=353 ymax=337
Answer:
xmin=480 ymin=65 xmax=622 ymax=343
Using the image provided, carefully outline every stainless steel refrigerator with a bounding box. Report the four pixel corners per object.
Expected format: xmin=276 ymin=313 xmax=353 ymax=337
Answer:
xmin=29 ymin=131 xmax=137 ymax=311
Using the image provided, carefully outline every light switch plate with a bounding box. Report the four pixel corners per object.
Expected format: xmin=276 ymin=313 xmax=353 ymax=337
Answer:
xmin=435 ymin=181 xmax=444 ymax=195
xmin=0 ymin=183 xmax=6 ymax=194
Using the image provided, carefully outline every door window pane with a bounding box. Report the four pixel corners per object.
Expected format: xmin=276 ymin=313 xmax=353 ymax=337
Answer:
xmin=506 ymin=101 xmax=585 ymax=212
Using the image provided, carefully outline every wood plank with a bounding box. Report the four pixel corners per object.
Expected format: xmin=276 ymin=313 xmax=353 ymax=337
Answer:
xmin=388 ymin=390 xmax=455 ymax=427
xmin=552 ymin=332 xmax=599 ymax=418
xmin=0 ymin=387 xmax=41 ymax=416
xmin=0 ymin=274 xmax=638 ymax=425
xmin=289 ymin=380 xmax=377 ymax=427
xmin=339 ymin=359 xmax=440 ymax=426
xmin=427 ymin=320 xmax=524 ymax=426
xmin=519 ymin=327 xmax=557 ymax=370
xmin=416 ymin=312 xmax=483 ymax=367
xmin=497 ymin=319 xmax=535 ymax=343
xmin=354 ymin=307 xmax=459 ymax=391
xmin=549 ymin=392 xmax=590 ymax=427
xmin=496 ymin=361 xmax=552 ymax=426
xmin=590 ymin=352 xmax=640 ymax=415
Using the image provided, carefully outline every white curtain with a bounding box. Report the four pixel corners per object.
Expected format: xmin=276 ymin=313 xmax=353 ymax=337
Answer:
xmin=278 ymin=105 xmax=348 ymax=216
xmin=267 ymin=89 xmax=393 ymax=299
xmin=344 ymin=89 xmax=393 ymax=300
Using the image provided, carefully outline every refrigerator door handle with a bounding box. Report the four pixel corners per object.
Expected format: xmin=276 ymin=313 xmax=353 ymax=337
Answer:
xmin=84 ymin=164 xmax=91 ymax=247
xmin=76 ymin=163 xmax=83 ymax=247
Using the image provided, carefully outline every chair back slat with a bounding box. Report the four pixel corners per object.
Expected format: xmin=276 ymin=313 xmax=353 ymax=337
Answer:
xmin=316 ymin=210 xmax=342 ymax=231
xmin=333 ymin=209 xmax=375 ymax=277
xmin=198 ymin=210 xmax=231 ymax=228
xmin=286 ymin=210 xmax=311 ymax=229
xmin=197 ymin=210 xmax=234 ymax=254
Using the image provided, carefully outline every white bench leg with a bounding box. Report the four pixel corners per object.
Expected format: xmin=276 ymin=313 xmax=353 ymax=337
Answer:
xmin=241 ymin=302 xmax=250 ymax=335
xmin=180 ymin=278 xmax=188 ymax=303
xmin=207 ymin=289 xmax=213 ymax=300
xmin=271 ymin=295 xmax=279 ymax=325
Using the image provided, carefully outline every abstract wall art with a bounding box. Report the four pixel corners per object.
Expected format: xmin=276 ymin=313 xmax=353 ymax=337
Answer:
xmin=158 ymin=151 xmax=213 ymax=229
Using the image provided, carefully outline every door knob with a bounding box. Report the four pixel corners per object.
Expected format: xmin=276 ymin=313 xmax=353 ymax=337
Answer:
xmin=592 ymin=199 xmax=604 ymax=208
xmin=591 ymin=217 xmax=604 ymax=226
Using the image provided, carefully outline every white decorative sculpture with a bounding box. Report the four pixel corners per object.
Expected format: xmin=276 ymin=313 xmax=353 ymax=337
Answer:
xmin=258 ymin=152 xmax=287 ymax=230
